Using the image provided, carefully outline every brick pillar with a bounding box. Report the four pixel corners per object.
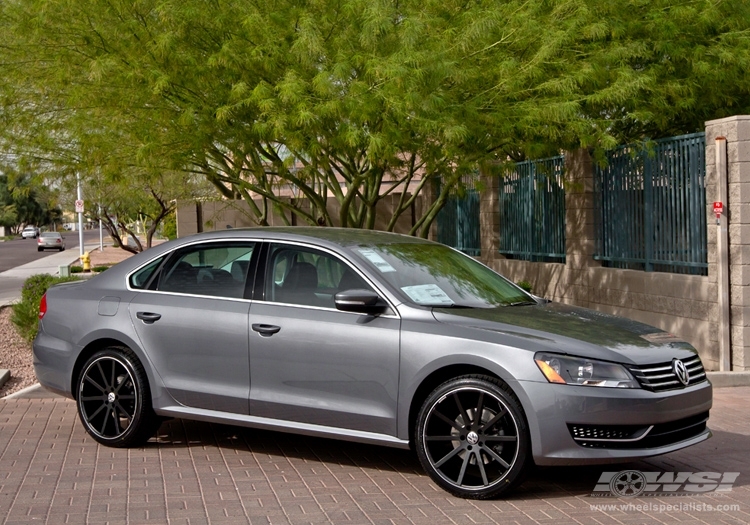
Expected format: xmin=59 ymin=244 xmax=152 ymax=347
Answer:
xmin=563 ymin=149 xmax=599 ymax=307
xmin=478 ymin=172 xmax=500 ymax=265
xmin=706 ymin=115 xmax=750 ymax=371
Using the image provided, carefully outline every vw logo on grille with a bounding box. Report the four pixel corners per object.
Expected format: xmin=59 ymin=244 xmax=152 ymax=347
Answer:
xmin=673 ymin=358 xmax=690 ymax=386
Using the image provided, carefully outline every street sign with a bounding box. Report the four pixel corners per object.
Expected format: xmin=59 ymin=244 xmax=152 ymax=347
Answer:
xmin=75 ymin=199 xmax=84 ymax=213
xmin=713 ymin=201 xmax=723 ymax=219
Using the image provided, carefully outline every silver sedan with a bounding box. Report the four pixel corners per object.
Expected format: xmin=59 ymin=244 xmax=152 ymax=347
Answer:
xmin=37 ymin=231 xmax=66 ymax=251
xmin=33 ymin=228 xmax=712 ymax=499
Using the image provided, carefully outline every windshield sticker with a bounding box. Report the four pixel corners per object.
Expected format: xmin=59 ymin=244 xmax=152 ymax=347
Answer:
xmin=401 ymin=284 xmax=453 ymax=305
xmin=358 ymin=249 xmax=396 ymax=273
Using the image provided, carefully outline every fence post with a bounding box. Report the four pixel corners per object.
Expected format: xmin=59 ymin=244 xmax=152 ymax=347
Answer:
xmin=705 ymin=115 xmax=750 ymax=372
xmin=563 ymin=149 xmax=599 ymax=306
xmin=479 ymin=172 xmax=500 ymax=265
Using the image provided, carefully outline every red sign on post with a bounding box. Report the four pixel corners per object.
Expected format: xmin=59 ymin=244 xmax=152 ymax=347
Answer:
xmin=713 ymin=201 xmax=723 ymax=219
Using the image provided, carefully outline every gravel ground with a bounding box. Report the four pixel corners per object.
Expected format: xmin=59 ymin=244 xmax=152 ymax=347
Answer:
xmin=0 ymin=243 xmax=140 ymax=398
xmin=0 ymin=306 xmax=35 ymax=398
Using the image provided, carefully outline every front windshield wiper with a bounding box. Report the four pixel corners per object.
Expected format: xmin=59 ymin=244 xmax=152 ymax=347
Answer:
xmin=506 ymin=300 xmax=538 ymax=307
xmin=428 ymin=304 xmax=475 ymax=309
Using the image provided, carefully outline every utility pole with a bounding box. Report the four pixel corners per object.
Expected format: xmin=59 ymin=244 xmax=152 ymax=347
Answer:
xmin=77 ymin=174 xmax=84 ymax=259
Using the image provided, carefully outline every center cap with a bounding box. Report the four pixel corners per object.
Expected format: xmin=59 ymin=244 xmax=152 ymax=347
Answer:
xmin=466 ymin=431 xmax=479 ymax=445
xmin=107 ymin=392 xmax=116 ymax=403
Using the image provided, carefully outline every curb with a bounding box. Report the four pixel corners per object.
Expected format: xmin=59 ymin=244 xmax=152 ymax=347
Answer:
xmin=0 ymin=369 xmax=9 ymax=389
xmin=707 ymin=371 xmax=750 ymax=388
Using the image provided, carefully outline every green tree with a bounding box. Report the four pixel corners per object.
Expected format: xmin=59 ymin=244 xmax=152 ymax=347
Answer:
xmin=1 ymin=0 xmax=749 ymax=236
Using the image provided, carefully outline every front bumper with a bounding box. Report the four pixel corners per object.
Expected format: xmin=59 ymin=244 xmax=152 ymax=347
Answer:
xmin=517 ymin=379 xmax=712 ymax=466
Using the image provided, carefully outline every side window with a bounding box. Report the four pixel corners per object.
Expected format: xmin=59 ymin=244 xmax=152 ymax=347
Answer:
xmin=129 ymin=256 xmax=165 ymax=289
xmin=266 ymin=244 xmax=370 ymax=308
xmin=157 ymin=243 xmax=255 ymax=298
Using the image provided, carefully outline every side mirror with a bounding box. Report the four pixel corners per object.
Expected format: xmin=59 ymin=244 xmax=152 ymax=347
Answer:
xmin=335 ymin=289 xmax=388 ymax=315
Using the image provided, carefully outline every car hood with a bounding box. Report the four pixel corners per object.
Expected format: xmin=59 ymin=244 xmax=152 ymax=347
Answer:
xmin=432 ymin=301 xmax=698 ymax=365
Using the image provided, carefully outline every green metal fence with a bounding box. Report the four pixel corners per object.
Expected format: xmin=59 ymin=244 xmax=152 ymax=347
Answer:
xmin=594 ymin=132 xmax=707 ymax=275
xmin=436 ymin=184 xmax=481 ymax=256
xmin=498 ymin=156 xmax=566 ymax=263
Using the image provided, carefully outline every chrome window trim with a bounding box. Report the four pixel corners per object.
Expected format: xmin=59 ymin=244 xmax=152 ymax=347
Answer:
xmin=125 ymin=237 xmax=263 ymax=293
xmin=125 ymin=236 xmax=401 ymax=317
xmin=252 ymin=299 xmax=399 ymax=319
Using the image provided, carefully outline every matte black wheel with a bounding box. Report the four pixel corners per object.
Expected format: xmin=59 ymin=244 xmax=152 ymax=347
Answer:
xmin=76 ymin=347 xmax=159 ymax=447
xmin=415 ymin=376 xmax=529 ymax=499
xmin=37 ymin=248 xmax=42 ymax=252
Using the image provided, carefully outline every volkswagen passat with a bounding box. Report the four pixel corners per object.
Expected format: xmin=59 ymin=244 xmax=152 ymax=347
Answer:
xmin=33 ymin=228 xmax=712 ymax=499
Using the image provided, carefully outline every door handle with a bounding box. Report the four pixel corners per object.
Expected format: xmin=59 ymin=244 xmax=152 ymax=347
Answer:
xmin=252 ymin=323 xmax=281 ymax=336
xmin=136 ymin=311 xmax=162 ymax=323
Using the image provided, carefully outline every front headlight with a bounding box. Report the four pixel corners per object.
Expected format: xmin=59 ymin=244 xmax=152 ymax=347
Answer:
xmin=534 ymin=352 xmax=639 ymax=388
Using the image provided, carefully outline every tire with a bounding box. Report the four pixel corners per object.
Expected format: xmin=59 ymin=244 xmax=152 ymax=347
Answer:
xmin=415 ymin=375 xmax=530 ymax=499
xmin=37 ymin=247 xmax=43 ymax=252
xmin=76 ymin=347 xmax=160 ymax=447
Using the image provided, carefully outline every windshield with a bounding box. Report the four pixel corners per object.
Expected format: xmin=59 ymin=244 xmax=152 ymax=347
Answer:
xmin=348 ymin=243 xmax=533 ymax=308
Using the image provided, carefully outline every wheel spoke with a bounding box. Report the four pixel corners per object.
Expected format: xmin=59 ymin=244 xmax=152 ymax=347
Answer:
xmin=433 ymin=444 xmax=464 ymax=468
xmin=424 ymin=435 xmax=459 ymax=441
xmin=85 ymin=402 xmax=106 ymax=423
xmin=80 ymin=395 xmax=105 ymax=402
xmin=99 ymin=406 xmax=112 ymax=435
xmin=480 ymin=407 xmax=507 ymax=431
xmin=115 ymin=401 xmax=134 ymax=420
xmin=96 ymin=362 xmax=110 ymax=389
xmin=483 ymin=435 xmax=517 ymax=442
xmin=456 ymin=451 xmax=471 ymax=486
xmin=110 ymin=361 xmax=116 ymax=394
xmin=480 ymin=445 xmax=510 ymax=470
xmin=475 ymin=392 xmax=484 ymax=422
xmin=475 ymin=450 xmax=489 ymax=486
xmin=453 ymin=393 xmax=471 ymax=428
xmin=118 ymin=394 xmax=135 ymax=401
xmin=433 ymin=410 xmax=464 ymax=432
xmin=84 ymin=375 xmax=106 ymax=393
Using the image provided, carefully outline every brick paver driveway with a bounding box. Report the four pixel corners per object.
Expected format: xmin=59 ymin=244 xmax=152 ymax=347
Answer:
xmin=1 ymin=388 xmax=749 ymax=525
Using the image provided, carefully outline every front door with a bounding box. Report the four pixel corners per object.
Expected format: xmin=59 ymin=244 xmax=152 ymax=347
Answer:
xmin=248 ymin=242 xmax=401 ymax=436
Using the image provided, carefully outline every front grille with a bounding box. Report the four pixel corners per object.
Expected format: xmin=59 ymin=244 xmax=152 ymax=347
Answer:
xmin=627 ymin=355 xmax=707 ymax=392
xmin=569 ymin=412 xmax=709 ymax=449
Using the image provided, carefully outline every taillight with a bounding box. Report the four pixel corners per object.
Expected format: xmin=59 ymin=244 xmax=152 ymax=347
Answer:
xmin=39 ymin=293 xmax=47 ymax=319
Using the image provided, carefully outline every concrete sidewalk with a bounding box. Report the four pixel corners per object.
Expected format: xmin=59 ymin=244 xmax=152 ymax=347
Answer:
xmin=0 ymin=244 xmax=100 ymax=307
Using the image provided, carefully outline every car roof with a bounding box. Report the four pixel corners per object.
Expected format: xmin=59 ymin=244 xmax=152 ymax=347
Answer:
xmin=181 ymin=227 xmax=434 ymax=249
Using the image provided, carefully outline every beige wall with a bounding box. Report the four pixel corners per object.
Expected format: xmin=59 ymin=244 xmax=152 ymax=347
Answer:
xmin=478 ymin=118 xmax=750 ymax=372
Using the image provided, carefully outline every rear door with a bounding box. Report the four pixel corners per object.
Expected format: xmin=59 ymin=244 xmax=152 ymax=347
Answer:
xmin=128 ymin=241 xmax=258 ymax=414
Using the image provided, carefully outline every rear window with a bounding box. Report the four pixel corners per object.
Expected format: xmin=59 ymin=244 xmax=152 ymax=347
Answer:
xmin=40 ymin=232 xmax=59 ymax=238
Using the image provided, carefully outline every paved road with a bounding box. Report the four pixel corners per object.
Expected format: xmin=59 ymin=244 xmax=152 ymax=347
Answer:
xmin=0 ymin=231 xmax=103 ymax=305
xmin=0 ymin=230 xmax=101 ymax=273
xmin=0 ymin=387 xmax=748 ymax=524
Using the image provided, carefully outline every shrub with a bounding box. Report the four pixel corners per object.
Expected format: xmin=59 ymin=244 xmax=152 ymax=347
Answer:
xmin=516 ymin=280 xmax=533 ymax=293
xmin=92 ymin=265 xmax=109 ymax=273
xmin=11 ymin=274 xmax=81 ymax=341
xmin=70 ymin=265 xmax=83 ymax=273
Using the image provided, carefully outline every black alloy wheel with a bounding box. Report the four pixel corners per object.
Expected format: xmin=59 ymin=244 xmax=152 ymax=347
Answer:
xmin=76 ymin=347 xmax=160 ymax=447
xmin=416 ymin=375 xmax=530 ymax=499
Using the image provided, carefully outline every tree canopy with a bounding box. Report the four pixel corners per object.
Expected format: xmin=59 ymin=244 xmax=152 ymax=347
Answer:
xmin=1 ymin=0 xmax=749 ymax=235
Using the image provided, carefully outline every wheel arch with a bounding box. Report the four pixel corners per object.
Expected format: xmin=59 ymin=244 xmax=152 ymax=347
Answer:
xmin=407 ymin=364 xmax=505 ymax=447
xmin=72 ymin=332 xmax=157 ymax=401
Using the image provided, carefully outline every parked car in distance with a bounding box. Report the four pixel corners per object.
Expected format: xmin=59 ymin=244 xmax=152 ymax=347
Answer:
xmin=32 ymin=228 xmax=712 ymax=499
xmin=21 ymin=225 xmax=40 ymax=239
xmin=37 ymin=232 xmax=66 ymax=251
